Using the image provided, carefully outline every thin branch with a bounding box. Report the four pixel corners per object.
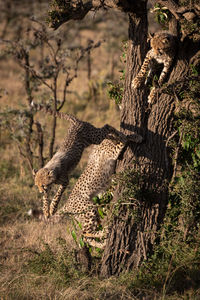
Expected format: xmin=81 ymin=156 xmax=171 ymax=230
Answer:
xmin=0 ymin=38 xmax=53 ymax=90
xmin=58 ymin=40 xmax=103 ymax=111
xmin=140 ymin=232 xmax=147 ymax=260
xmin=17 ymin=144 xmax=33 ymax=173
xmin=171 ymin=129 xmax=183 ymax=184
xmin=58 ymin=72 xmax=71 ymax=111
xmin=21 ymin=48 xmax=34 ymax=171
xmin=19 ymin=63 xmax=53 ymax=91
xmin=49 ymin=73 xmax=58 ymax=158
xmin=34 ymin=121 xmax=44 ymax=168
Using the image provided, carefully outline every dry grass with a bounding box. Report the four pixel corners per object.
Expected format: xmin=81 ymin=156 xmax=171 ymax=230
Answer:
xmin=0 ymin=214 xmax=139 ymax=300
xmin=0 ymin=214 xmax=139 ymax=299
xmin=0 ymin=218 xmax=75 ymax=298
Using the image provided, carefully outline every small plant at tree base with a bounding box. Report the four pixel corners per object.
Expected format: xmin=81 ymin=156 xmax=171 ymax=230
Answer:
xmin=24 ymin=239 xmax=83 ymax=286
xmin=112 ymin=168 xmax=156 ymax=221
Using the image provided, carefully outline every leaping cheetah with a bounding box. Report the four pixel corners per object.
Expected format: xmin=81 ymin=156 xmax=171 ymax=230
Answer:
xmin=32 ymin=103 xmax=142 ymax=219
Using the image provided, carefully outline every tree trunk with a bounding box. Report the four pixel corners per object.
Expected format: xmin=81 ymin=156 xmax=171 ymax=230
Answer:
xmin=100 ymin=6 xmax=190 ymax=276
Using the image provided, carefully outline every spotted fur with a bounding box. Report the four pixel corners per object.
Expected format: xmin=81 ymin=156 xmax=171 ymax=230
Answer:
xmin=32 ymin=103 xmax=141 ymax=219
xmin=132 ymin=32 xmax=176 ymax=103
xmin=50 ymin=135 xmax=132 ymax=247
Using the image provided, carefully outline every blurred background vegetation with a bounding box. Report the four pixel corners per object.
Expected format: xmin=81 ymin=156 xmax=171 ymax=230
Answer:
xmin=0 ymin=0 xmax=199 ymax=299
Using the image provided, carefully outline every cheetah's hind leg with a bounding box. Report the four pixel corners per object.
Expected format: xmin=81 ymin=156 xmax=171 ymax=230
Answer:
xmin=83 ymin=227 xmax=108 ymax=249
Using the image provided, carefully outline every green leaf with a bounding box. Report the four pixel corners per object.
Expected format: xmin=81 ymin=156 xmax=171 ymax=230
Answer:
xmin=192 ymin=153 xmax=200 ymax=168
xmin=79 ymin=238 xmax=85 ymax=248
xmin=183 ymin=140 xmax=190 ymax=150
xmin=160 ymin=14 xmax=165 ymax=23
xmin=178 ymin=176 xmax=185 ymax=185
xmin=190 ymin=64 xmax=199 ymax=76
xmin=78 ymin=222 xmax=82 ymax=230
xmin=71 ymin=230 xmax=77 ymax=242
xmin=95 ymin=247 xmax=102 ymax=253
xmin=92 ymin=196 xmax=100 ymax=204
xmin=195 ymin=148 xmax=200 ymax=159
xmin=98 ymin=208 xmax=104 ymax=219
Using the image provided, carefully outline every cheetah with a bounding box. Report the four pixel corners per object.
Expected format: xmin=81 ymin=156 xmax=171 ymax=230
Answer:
xmin=32 ymin=103 xmax=141 ymax=219
xmin=132 ymin=31 xmax=177 ymax=103
xmin=49 ymin=133 xmax=142 ymax=248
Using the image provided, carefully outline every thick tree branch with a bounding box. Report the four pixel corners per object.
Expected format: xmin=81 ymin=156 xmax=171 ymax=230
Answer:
xmin=48 ymin=1 xmax=93 ymax=29
xmin=48 ymin=0 xmax=141 ymax=29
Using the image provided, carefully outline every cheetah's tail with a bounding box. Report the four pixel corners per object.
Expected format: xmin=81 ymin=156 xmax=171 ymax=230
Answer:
xmin=31 ymin=101 xmax=80 ymax=125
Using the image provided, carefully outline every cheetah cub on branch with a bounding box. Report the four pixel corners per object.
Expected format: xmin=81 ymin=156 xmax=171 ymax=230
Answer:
xmin=32 ymin=103 xmax=141 ymax=219
xmin=132 ymin=31 xmax=176 ymax=104
xmin=50 ymin=133 xmax=142 ymax=248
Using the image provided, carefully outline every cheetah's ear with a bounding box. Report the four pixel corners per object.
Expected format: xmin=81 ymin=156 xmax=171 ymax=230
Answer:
xmin=148 ymin=32 xmax=154 ymax=40
xmin=32 ymin=169 xmax=38 ymax=177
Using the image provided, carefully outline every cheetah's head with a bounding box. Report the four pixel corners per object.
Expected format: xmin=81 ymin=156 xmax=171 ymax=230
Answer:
xmin=33 ymin=168 xmax=56 ymax=193
xmin=151 ymin=32 xmax=175 ymax=55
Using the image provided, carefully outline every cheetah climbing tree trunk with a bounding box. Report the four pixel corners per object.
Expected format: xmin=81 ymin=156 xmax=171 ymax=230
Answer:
xmin=100 ymin=9 xmax=189 ymax=276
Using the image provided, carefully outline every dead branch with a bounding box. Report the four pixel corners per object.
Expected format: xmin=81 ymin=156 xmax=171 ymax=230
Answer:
xmin=0 ymin=38 xmax=53 ymax=90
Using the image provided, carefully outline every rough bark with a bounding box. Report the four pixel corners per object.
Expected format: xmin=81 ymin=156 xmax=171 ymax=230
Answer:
xmin=100 ymin=7 xmax=192 ymax=277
